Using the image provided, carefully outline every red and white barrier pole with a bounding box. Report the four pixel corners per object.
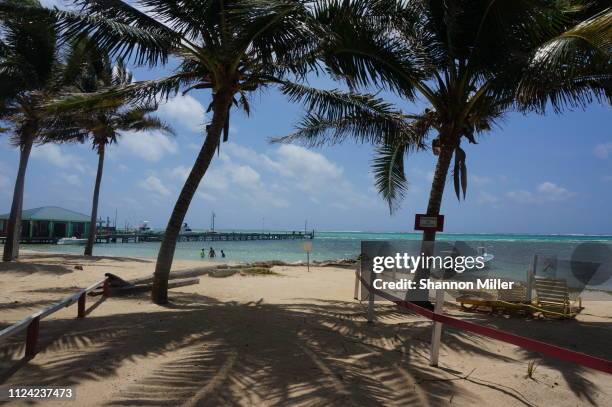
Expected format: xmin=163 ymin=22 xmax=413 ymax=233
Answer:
xmin=25 ymin=317 xmax=40 ymax=358
xmin=429 ymin=289 xmax=444 ymax=367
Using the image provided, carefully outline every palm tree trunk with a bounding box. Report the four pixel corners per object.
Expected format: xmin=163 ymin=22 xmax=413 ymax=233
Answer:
xmin=2 ymin=135 xmax=34 ymax=262
xmin=423 ymin=142 xmax=454 ymax=241
xmin=410 ymin=140 xmax=455 ymax=301
xmin=84 ymin=142 xmax=105 ymax=256
xmin=151 ymin=89 xmax=233 ymax=304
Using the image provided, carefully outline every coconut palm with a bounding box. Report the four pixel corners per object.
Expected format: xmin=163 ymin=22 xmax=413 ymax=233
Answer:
xmin=42 ymin=41 xmax=175 ymax=256
xmin=276 ymin=0 xmax=611 ymax=293
xmin=0 ymin=0 xmax=61 ymax=261
xmin=39 ymin=0 xmax=418 ymax=303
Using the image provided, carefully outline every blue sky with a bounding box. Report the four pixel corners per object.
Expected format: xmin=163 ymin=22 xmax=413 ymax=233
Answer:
xmin=1 ymin=0 xmax=611 ymax=234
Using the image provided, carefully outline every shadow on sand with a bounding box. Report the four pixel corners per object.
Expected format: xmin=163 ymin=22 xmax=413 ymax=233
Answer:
xmin=454 ymin=310 xmax=611 ymax=405
xmin=0 ymin=292 xmax=605 ymax=406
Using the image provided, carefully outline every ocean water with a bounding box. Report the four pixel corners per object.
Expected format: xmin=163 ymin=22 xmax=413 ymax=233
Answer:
xmin=24 ymin=231 xmax=612 ymax=288
xmin=22 ymin=231 xmax=610 ymax=259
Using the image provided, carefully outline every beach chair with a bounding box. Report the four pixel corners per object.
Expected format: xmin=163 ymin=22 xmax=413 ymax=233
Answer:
xmin=457 ymin=283 xmax=531 ymax=315
xmin=533 ymin=277 xmax=582 ymax=318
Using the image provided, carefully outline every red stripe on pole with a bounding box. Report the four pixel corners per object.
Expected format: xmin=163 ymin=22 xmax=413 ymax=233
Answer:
xmin=77 ymin=293 xmax=86 ymax=318
xmin=359 ymin=274 xmax=612 ymax=374
xmin=25 ymin=317 xmax=40 ymax=358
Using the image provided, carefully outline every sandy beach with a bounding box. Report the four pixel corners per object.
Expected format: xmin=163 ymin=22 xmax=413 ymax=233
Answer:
xmin=0 ymin=251 xmax=611 ymax=406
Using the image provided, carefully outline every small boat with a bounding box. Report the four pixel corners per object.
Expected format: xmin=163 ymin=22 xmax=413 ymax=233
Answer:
xmin=181 ymin=222 xmax=192 ymax=233
xmin=478 ymin=246 xmax=495 ymax=268
xmin=57 ymin=237 xmax=87 ymax=245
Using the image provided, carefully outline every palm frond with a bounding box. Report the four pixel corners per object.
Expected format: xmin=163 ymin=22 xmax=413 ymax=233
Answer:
xmin=45 ymin=72 xmax=192 ymax=113
xmin=516 ymin=8 xmax=612 ymax=112
xmin=372 ymin=142 xmax=408 ymax=214
xmin=452 ymin=146 xmax=467 ymax=200
xmin=114 ymin=105 xmax=175 ymax=136
xmin=273 ymin=81 xmax=419 ymax=147
xmin=55 ymin=8 xmax=179 ymax=66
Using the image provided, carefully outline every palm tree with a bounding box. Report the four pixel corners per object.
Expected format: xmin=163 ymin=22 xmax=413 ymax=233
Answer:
xmin=0 ymin=0 xmax=61 ymax=261
xmin=43 ymin=41 xmax=174 ymax=256
xmin=276 ymin=0 xmax=611 ymax=295
xmin=45 ymin=0 xmax=416 ymax=303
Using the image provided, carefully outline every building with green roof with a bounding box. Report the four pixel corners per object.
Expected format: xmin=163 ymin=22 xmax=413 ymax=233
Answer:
xmin=0 ymin=206 xmax=90 ymax=240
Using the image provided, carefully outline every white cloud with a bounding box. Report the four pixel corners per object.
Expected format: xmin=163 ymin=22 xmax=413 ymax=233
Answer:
xmin=197 ymin=191 xmax=216 ymax=202
xmin=507 ymin=181 xmax=572 ymax=204
xmin=262 ymin=145 xmax=345 ymax=196
xmin=170 ymin=165 xmax=191 ymax=181
xmin=31 ymin=144 xmax=87 ymax=173
xmin=140 ymin=175 xmax=171 ymax=197
xmin=594 ymin=142 xmax=612 ymax=159
xmin=118 ymin=130 xmax=178 ymax=162
xmin=166 ymin=142 xmax=378 ymax=213
xmin=59 ymin=173 xmax=82 ymax=187
xmin=223 ymin=143 xmax=378 ymax=210
xmin=158 ymin=95 xmax=206 ymax=132
xmin=229 ymin=165 xmax=260 ymax=186
xmin=477 ymin=192 xmax=500 ymax=205
xmin=537 ymin=181 xmax=570 ymax=198
xmin=470 ymin=174 xmax=492 ymax=187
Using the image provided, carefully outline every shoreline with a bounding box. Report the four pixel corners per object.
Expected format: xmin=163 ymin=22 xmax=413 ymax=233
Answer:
xmin=11 ymin=248 xmax=612 ymax=296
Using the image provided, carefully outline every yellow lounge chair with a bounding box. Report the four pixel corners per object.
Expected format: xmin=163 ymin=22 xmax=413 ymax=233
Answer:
xmin=457 ymin=283 xmax=531 ymax=315
xmin=533 ymin=277 xmax=583 ymax=318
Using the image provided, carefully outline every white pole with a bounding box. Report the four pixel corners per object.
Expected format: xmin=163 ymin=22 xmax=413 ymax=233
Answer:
xmin=526 ymin=254 xmax=537 ymax=303
xmin=354 ymin=261 xmax=361 ymax=300
xmin=367 ymin=270 xmax=375 ymax=323
xmin=429 ymin=289 xmax=444 ymax=367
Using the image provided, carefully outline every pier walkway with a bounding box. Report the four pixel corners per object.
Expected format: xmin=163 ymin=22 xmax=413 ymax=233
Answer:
xmin=0 ymin=231 xmax=315 ymax=245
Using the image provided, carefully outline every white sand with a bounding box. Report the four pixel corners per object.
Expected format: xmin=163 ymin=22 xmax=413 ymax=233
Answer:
xmin=0 ymin=251 xmax=610 ymax=406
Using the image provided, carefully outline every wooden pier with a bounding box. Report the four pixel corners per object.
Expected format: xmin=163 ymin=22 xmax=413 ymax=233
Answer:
xmin=96 ymin=230 xmax=314 ymax=244
xmin=0 ymin=231 xmax=314 ymax=244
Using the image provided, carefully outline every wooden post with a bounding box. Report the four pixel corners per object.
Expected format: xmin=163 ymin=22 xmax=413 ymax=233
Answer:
xmin=102 ymin=279 xmax=111 ymax=297
xmin=77 ymin=293 xmax=86 ymax=318
xmin=430 ymin=289 xmax=444 ymax=367
xmin=367 ymin=270 xmax=375 ymax=324
xmin=25 ymin=317 xmax=40 ymax=358
xmin=526 ymin=254 xmax=537 ymax=303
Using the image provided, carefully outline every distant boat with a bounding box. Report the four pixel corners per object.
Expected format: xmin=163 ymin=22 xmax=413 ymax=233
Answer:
xmin=478 ymin=246 xmax=495 ymax=268
xmin=181 ymin=222 xmax=192 ymax=233
xmin=57 ymin=237 xmax=87 ymax=245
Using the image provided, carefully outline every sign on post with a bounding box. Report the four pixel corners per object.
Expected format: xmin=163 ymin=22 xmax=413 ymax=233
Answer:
xmin=414 ymin=214 xmax=444 ymax=232
xmin=303 ymin=241 xmax=312 ymax=272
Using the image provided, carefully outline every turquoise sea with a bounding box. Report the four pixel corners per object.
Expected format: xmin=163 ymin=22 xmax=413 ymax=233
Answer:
xmin=23 ymin=230 xmax=610 ymax=259
xmin=25 ymin=231 xmax=612 ymax=288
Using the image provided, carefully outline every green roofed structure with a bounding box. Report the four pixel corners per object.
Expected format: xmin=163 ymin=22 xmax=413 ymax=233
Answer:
xmin=0 ymin=206 xmax=90 ymax=241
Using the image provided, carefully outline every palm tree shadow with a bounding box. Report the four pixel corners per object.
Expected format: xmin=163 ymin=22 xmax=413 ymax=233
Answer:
xmin=0 ymin=293 xmax=574 ymax=406
xmin=453 ymin=311 xmax=610 ymax=405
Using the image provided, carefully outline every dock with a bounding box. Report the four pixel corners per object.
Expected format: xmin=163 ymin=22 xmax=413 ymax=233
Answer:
xmin=1 ymin=231 xmax=315 ymax=244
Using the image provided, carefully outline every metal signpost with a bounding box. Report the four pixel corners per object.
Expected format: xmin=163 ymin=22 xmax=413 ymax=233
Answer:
xmin=303 ymin=241 xmax=312 ymax=272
